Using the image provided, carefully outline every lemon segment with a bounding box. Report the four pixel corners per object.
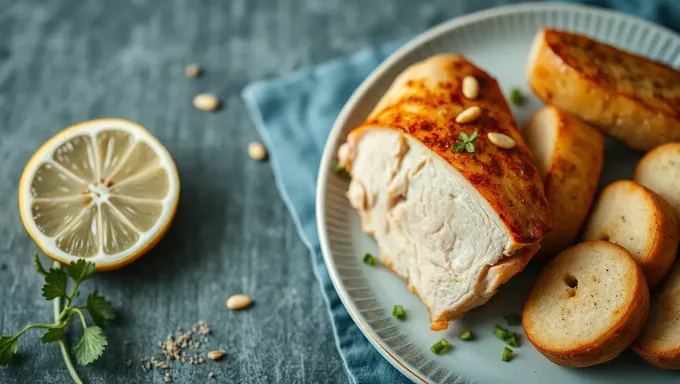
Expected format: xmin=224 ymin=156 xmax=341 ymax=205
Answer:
xmin=19 ymin=118 xmax=179 ymax=270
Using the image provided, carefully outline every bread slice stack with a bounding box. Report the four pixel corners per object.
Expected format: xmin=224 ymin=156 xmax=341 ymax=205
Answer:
xmin=523 ymin=241 xmax=649 ymax=367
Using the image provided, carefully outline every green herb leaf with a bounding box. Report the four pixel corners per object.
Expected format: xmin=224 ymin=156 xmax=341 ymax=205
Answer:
xmin=459 ymin=329 xmax=474 ymax=341
xmin=332 ymin=163 xmax=348 ymax=175
xmin=66 ymin=259 xmax=96 ymax=283
xmin=42 ymin=268 xmax=68 ymax=300
xmin=33 ymin=253 xmax=48 ymax=277
xmin=459 ymin=132 xmax=469 ymax=141
xmin=0 ymin=336 xmax=18 ymax=366
xmin=502 ymin=346 xmax=514 ymax=362
xmin=73 ymin=326 xmax=108 ymax=365
xmin=430 ymin=338 xmax=449 ymax=355
xmin=41 ymin=327 xmax=65 ymax=344
xmin=493 ymin=324 xmax=509 ymax=341
xmin=509 ymin=88 xmax=526 ymax=106
xmin=362 ymin=253 xmax=377 ymax=266
xmin=465 ymin=143 xmax=475 ymax=153
xmin=86 ymin=291 xmax=116 ymax=326
xmin=392 ymin=305 xmax=406 ymax=321
xmin=503 ymin=313 xmax=522 ymax=326
xmin=452 ymin=143 xmax=466 ymax=153
xmin=468 ymin=131 xmax=479 ymax=142
xmin=504 ymin=333 xmax=519 ymax=347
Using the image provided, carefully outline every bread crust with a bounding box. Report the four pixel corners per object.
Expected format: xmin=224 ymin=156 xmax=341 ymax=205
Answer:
xmin=583 ymin=180 xmax=679 ymax=286
xmin=527 ymin=29 xmax=680 ymax=151
xmin=524 ymin=106 xmax=604 ymax=262
xmin=633 ymin=261 xmax=680 ymax=369
xmin=523 ymin=241 xmax=650 ymax=367
xmin=634 ymin=142 xmax=680 ymax=229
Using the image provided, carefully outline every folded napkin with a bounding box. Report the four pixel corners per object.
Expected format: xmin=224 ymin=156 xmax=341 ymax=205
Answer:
xmin=241 ymin=1 xmax=679 ymax=382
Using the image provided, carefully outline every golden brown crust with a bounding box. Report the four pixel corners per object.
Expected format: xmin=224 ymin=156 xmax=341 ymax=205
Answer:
xmin=351 ymin=54 xmax=551 ymax=246
xmin=528 ymin=28 xmax=680 ymax=151
xmin=583 ymin=180 xmax=679 ymax=287
xmin=523 ymin=241 xmax=650 ymax=367
xmin=525 ymin=107 xmax=604 ymax=262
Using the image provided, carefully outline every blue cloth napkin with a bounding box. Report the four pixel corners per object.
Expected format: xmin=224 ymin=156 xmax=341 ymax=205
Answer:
xmin=241 ymin=1 xmax=679 ymax=382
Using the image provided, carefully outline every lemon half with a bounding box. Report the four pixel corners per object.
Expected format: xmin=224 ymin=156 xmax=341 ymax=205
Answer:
xmin=19 ymin=118 xmax=179 ymax=271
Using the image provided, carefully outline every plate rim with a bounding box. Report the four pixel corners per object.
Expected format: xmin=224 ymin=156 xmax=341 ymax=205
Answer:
xmin=315 ymin=2 xmax=680 ymax=383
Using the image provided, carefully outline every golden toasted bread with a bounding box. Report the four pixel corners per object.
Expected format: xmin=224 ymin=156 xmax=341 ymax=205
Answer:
xmin=634 ymin=142 xmax=680 ymax=226
xmin=633 ymin=261 xmax=680 ymax=369
xmin=523 ymin=241 xmax=650 ymax=367
xmin=524 ymin=106 xmax=604 ymax=261
xmin=583 ymin=180 xmax=678 ymax=286
xmin=527 ymin=28 xmax=680 ymax=151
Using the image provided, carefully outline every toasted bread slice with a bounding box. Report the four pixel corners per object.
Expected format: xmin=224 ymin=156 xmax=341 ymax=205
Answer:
xmin=524 ymin=106 xmax=604 ymax=261
xmin=527 ymin=28 xmax=680 ymax=151
xmin=523 ymin=241 xmax=650 ymax=367
xmin=634 ymin=142 xmax=680 ymax=226
xmin=583 ymin=180 xmax=678 ymax=286
xmin=633 ymin=261 xmax=680 ymax=369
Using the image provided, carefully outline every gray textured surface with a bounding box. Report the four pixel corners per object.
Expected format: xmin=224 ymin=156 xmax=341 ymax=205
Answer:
xmin=0 ymin=0 xmax=510 ymax=382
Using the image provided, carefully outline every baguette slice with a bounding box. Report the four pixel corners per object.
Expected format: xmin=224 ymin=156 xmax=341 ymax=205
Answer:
xmin=583 ymin=180 xmax=679 ymax=286
xmin=527 ymin=28 xmax=680 ymax=151
xmin=338 ymin=54 xmax=551 ymax=327
xmin=524 ymin=106 xmax=604 ymax=261
xmin=523 ymin=241 xmax=650 ymax=367
xmin=633 ymin=261 xmax=680 ymax=369
xmin=634 ymin=142 xmax=680 ymax=226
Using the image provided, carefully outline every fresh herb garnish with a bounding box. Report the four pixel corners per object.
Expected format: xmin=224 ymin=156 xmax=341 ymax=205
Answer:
xmin=430 ymin=338 xmax=450 ymax=355
xmin=332 ymin=163 xmax=348 ymax=176
xmin=452 ymin=131 xmax=478 ymax=153
xmin=502 ymin=346 xmax=514 ymax=362
xmin=362 ymin=253 xmax=377 ymax=265
xmin=503 ymin=313 xmax=522 ymax=326
xmin=0 ymin=253 xmax=115 ymax=379
xmin=494 ymin=324 xmax=520 ymax=346
xmin=459 ymin=329 xmax=474 ymax=341
xmin=392 ymin=305 xmax=406 ymax=321
xmin=509 ymin=88 xmax=526 ymax=106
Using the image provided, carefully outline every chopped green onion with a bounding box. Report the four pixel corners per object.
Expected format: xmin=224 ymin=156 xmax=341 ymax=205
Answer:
xmin=493 ymin=325 xmax=509 ymax=340
xmin=333 ymin=163 xmax=348 ymax=175
xmin=504 ymin=333 xmax=519 ymax=347
xmin=362 ymin=253 xmax=377 ymax=265
xmin=503 ymin=313 xmax=522 ymax=326
xmin=502 ymin=347 xmax=514 ymax=362
xmin=459 ymin=329 xmax=474 ymax=341
xmin=509 ymin=88 xmax=526 ymax=106
xmin=392 ymin=305 xmax=406 ymax=321
xmin=430 ymin=338 xmax=450 ymax=355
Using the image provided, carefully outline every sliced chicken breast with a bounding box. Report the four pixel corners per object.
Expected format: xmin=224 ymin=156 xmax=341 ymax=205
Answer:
xmin=338 ymin=54 xmax=551 ymax=327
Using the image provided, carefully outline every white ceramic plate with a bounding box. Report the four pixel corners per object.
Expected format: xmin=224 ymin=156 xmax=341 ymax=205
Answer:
xmin=316 ymin=3 xmax=680 ymax=384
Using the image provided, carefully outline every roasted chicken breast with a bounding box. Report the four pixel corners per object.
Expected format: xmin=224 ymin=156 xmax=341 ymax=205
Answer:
xmin=338 ymin=54 xmax=551 ymax=327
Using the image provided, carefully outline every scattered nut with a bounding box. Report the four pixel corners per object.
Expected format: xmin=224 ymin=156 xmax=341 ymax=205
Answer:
xmin=208 ymin=372 xmax=216 ymax=379
xmin=186 ymin=64 xmax=201 ymax=78
xmin=462 ymin=76 xmax=479 ymax=99
xmin=164 ymin=374 xmax=173 ymax=383
xmin=193 ymin=93 xmax=220 ymax=111
xmin=226 ymin=294 xmax=252 ymax=310
xmin=125 ymin=359 xmax=132 ymax=368
xmin=487 ymin=132 xmax=516 ymax=149
xmin=455 ymin=106 xmax=482 ymax=124
xmin=248 ymin=142 xmax=267 ymax=161
xmin=207 ymin=350 xmax=226 ymax=361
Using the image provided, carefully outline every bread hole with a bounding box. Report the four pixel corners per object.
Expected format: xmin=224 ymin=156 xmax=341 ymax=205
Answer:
xmin=564 ymin=273 xmax=578 ymax=288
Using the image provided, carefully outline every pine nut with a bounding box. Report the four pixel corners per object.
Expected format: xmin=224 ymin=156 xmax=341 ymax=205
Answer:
xmin=193 ymin=93 xmax=220 ymax=111
xmin=487 ymin=132 xmax=516 ymax=149
xmin=185 ymin=64 xmax=201 ymax=78
xmin=226 ymin=294 xmax=252 ymax=310
xmin=455 ymin=106 xmax=482 ymax=124
xmin=248 ymin=142 xmax=267 ymax=161
xmin=207 ymin=350 xmax=226 ymax=361
xmin=462 ymin=76 xmax=479 ymax=99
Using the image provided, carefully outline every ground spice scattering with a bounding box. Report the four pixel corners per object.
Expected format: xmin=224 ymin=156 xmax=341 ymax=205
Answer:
xmin=140 ymin=320 xmax=216 ymax=374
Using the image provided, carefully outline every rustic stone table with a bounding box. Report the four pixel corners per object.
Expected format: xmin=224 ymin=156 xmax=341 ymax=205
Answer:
xmin=0 ymin=0 xmax=512 ymax=382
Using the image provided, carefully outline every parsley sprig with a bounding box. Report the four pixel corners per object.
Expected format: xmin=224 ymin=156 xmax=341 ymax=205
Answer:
xmin=452 ymin=131 xmax=479 ymax=153
xmin=0 ymin=254 xmax=115 ymax=377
